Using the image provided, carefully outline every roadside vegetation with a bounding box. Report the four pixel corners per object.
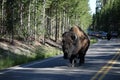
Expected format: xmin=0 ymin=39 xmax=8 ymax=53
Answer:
xmin=90 ymin=37 xmax=97 ymax=44
xmin=0 ymin=40 xmax=61 ymax=70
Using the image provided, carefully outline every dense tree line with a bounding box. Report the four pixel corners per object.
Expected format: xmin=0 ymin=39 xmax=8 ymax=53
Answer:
xmin=0 ymin=0 xmax=92 ymax=44
xmin=92 ymin=0 xmax=120 ymax=35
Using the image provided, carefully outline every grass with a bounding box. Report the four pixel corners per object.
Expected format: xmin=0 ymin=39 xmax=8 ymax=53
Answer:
xmin=0 ymin=45 xmax=61 ymax=70
xmin=35 ymin=45 xmax=61 ymax=59
xmin=0 ymin=57 xmax=14 ymax=69
xmin=90 ymin=37 xmax=98 ymax=44
xmin=0 ymin=53 xmax=34 ymax=70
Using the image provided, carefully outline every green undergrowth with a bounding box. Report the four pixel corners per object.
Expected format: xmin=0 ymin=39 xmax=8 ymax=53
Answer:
xmin=90 ymin=37 xmax=97 ymax=44
xmin=0 ymin=45 xmax=61 ymax=70
xmin=35 ymin=45 xmax=61 ymax=60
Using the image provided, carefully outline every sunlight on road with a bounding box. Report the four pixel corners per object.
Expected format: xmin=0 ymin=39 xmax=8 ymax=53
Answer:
xmin=2 ymin=66 xmax=96 ymax=75
xmin=0 ymin=39 xmax=120 ymax=80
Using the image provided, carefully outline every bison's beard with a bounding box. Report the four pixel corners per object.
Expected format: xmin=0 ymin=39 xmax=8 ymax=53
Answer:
xmin=63 ymin=45 xmax=75 ymax=59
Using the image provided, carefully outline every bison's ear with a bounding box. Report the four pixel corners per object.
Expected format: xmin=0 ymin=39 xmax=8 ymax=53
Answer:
xmin=71 ymin=33 xmax=77 ymax=41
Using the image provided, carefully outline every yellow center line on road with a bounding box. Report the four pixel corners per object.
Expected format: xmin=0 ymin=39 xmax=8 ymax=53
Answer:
xmin=98 ymin=54 xmax=120 ymax=80
xmin=91 ymin=49 xmax=120 ymax=80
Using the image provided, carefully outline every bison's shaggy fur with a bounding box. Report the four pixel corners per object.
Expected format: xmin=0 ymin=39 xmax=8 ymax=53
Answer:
xmin=62 ymin=25 xmax=90 ymax=67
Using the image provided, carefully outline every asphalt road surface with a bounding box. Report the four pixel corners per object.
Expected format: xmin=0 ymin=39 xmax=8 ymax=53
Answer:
xmin=0 ymin=39 xmax=120 ymax=80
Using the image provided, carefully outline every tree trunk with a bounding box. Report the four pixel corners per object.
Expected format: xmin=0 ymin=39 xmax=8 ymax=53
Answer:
xmin=42 ymin=0 xmax=46 ymax=44
xmin=1 ymin=0 xmax=5 ymax=36
xmin=20 ymin=2 xmax=23 ymax=32
xmin=6 ymin=0 xmax=14 ymax=44
xmin=27 ymin=1 xmax=31 ymax=43
xmin=33 ymin=0 xmax=37 ymax=41
xmin=55 ymin=3 xmax=58 ymax=42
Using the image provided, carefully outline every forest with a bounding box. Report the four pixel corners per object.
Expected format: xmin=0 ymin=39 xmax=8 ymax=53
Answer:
xmin=0 ymin=0 xmax=92 ymax=44
xmin=92 ymin=0 xmax=120 ymax=35
xmin=0 ymin=0 xmax=93 ymax=69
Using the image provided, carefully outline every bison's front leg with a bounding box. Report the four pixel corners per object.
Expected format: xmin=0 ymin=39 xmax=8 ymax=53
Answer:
xmin=79 ymin=54 xmax=85 ymax=65
xmin=69 ymin=57 xmax=76 ymax=67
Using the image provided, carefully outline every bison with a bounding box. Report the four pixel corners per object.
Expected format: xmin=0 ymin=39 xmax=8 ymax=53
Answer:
xmin=62 ymin=25 xmax=90 ymax=67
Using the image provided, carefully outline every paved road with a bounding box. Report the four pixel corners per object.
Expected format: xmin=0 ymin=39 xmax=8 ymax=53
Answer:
xmin=0 ymin=39 xmax=120 ymax=80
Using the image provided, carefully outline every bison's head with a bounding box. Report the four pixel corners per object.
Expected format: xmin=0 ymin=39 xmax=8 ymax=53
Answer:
xmin=62 ymin=31 xmax=78 ymax=59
